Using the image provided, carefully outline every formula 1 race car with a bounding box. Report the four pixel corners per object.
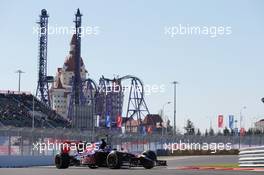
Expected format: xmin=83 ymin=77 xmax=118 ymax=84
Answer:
xmin=54 ymin=141 xmax=167 ymax=169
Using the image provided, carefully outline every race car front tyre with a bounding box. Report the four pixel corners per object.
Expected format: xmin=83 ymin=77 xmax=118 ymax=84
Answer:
xmin=55 ymin=153 xmax=70 ymax=169
xmin=106 ymin=152 xmax=121 ymax=169
xmin=140 ymin=157 xmax=155 ymax=169
xmin=141 ymin=150 xmax=156 ymax=169
xmin=142 ymin=150 xmax=157 ymax=161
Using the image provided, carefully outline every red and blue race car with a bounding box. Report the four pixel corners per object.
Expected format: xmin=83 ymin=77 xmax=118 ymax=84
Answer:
xmin=55 ymin=141 xmax=167 ymax=169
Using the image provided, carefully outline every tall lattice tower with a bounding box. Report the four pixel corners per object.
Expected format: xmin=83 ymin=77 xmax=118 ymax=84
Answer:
xmin=72 ymin=8 xmax=83 ymax=105
xmin=36 ymin=9 xmax=50 ymax=106
xmin=69 ymin=9 xmax=91 ymax=129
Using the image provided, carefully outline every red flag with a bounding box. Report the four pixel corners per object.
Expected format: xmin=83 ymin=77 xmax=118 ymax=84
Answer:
xmin=147 ymin=126 xmax=152 ymax=134
xmin=116 ymin=115 xmax=122 ymax=128
xmin=240 ymin=128 xmax=245 ymax=136
xmin=218 ymin=115 xmax=224 ymax=128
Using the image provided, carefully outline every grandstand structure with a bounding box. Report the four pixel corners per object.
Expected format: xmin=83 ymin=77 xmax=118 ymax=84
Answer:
xmin=0 ymin=91 xmax=69 ymax=128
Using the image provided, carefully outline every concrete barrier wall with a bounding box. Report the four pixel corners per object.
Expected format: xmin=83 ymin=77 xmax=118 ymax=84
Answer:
xmin=0 ymin=156 xmax=53 ymax=167
xmin=239 ymin=146 xmax=264 ymax=167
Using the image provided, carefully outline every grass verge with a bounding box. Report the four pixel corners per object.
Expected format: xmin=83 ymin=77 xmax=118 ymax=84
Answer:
xmin=194 ymin=163 xmax=239 ymax=168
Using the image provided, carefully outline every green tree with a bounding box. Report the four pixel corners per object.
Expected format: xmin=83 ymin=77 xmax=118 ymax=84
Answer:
xmin=205 ymin=129 xmax=209 ymax=137
xmin=246 ymin=128 xmax=253 ymax=136
xmin=230 ymin=129 xmax=235 ymax=136
xmin=196 ymin=129 xmax=201 ymax=136
xmin=184 ymin=119 xmax=195 ymax=135
xmin=223 ymin=127 xmax=230 ymax=136
xmin=209 ymin=128 xmax=215 ymax=136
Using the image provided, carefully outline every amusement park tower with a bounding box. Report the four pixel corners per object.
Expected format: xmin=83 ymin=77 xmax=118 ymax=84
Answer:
xmin=36 ymin=9 xmax=51 ymax=106
xmin=50 ymin=9 xmax=93 ymax=130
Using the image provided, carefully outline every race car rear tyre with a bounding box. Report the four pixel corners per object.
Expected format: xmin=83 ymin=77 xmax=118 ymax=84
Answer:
xmin=107 ymin=152 xmax=121 ymax=169
xmin=94 ymin=151 xmax=107 ymax=167
xmin=142 ymin=150 xmax=157 ymax=161
xmin=55 ymin=153 xmax=70 ymax=169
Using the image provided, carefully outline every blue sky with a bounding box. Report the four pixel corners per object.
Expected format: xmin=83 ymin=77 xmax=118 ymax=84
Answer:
xmin=0 ymin=0 xmax=264 ymax=132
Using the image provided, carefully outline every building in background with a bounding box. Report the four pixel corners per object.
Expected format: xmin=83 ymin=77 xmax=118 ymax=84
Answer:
xmin=50 ymin=34 xmax=88 ymax=118
xmin=124 ymin=114 xmax=164 ymax=134
xmin=255 ymin=119 xmax=264 ymax=130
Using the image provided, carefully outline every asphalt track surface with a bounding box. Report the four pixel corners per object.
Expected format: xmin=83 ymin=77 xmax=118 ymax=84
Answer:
xmin=0 ymin=155 xmax=263 ymax=175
